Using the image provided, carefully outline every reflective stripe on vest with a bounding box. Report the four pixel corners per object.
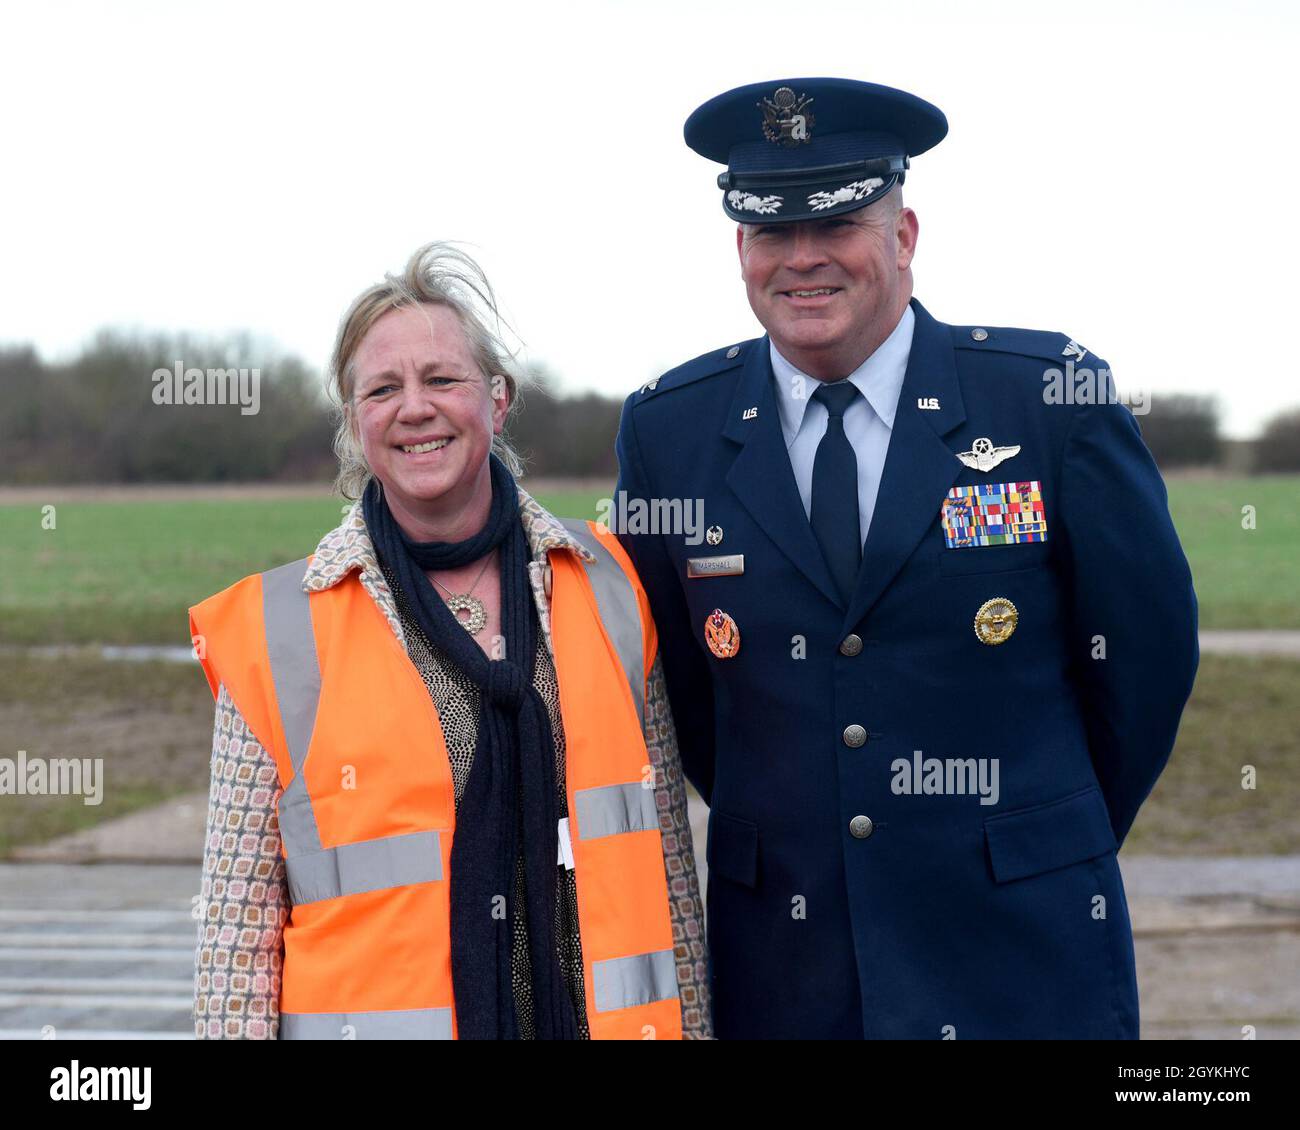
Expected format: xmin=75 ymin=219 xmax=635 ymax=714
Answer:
xmin=559 ymin=518 xmax=645 ymax=729
xmin=287 ymin=829 xmax=443 ymax=907
xmin=593 ymin=948 xmax=678 ymax=1013
xmin=261 ymin=557 xmax=323 ymax=861
xmin=233 ymin=531 xmax=677 ymax=1037
xmin=573 ymin=781 xmax=658 ymax=841
xmin=281 ymin=1007 xmax=454 ymax=1040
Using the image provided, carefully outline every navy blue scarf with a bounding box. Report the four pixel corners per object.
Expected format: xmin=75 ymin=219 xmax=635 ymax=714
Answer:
xmin=362 ymin=456 xmax=577 ymax=1040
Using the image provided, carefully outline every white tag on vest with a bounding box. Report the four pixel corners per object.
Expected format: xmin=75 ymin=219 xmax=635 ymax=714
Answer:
xmin=556 ymin=817 xmax=576 ymax=871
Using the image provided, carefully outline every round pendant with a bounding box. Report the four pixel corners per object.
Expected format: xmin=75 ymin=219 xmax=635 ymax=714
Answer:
xmin=444 ymin=594 xmax=487 ymax=635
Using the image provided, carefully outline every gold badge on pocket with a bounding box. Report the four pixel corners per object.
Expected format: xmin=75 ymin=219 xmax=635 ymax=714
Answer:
xmin=974 ymin=597 xmax=1018 ymax=645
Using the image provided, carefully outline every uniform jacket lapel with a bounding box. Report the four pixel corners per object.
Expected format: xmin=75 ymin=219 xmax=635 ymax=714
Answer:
xmin=842 ymin=297 xmax=967 ymax=631
xmin=723 ymin=339 xmax=841 ymax=609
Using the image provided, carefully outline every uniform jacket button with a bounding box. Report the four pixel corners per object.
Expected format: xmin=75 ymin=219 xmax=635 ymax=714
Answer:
xmin=849 ymin=815 xmax=874 ymax=839
xmin=839 ymin=634 xmax=863 ymax=657
xmin=843 ymin=724 xmax=867 ymax=748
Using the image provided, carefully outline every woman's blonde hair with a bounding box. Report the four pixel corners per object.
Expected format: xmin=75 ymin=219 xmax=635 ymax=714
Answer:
xmin=328 ymin=241 xmax=523 ymax=500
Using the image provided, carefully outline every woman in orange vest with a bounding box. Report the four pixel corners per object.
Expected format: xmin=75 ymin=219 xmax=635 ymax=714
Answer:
xmin=191 ymin=243 xmax=710 ymax=1040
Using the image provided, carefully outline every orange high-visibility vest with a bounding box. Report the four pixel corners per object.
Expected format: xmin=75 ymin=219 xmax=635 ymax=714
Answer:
xmin=189 ymin=518 xmax=682 ymax=1040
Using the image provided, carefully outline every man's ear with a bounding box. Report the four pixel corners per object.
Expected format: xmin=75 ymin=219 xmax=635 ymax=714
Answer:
xmin=896 ymin=207 xmax=919 ymax=271
xmin=736 ymin=224 xmax=746 ymax=273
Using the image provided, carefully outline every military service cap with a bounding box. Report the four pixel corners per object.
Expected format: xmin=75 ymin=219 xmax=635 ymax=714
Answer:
xmin=684 ymin=77 xmax=947 ymax=223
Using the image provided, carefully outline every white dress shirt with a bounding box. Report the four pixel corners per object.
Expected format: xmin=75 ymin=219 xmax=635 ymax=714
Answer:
xmin=770 ymin=303 xmax=915 ymax=545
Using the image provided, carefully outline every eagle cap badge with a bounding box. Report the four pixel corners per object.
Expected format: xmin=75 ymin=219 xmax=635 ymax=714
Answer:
xmin=759 ymin=86 xmax=815 ymax=147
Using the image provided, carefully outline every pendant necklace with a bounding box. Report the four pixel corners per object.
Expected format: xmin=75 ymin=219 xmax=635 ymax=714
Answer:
xmin=428 ymin=550 xmax=494 ymax=635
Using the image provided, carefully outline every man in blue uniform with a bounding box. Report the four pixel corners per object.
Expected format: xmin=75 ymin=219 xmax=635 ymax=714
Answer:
xmin=613 ymin=78 xmax=1198 ymax=1039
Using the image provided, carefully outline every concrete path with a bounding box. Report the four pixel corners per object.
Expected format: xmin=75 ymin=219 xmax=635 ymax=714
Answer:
xmin=10 ymin=793 xmax=208 ymax=866
xmin=0 ymin=863 xmax=198 ymax=1040
xmin=8 ymin=630 xmax=1299 ymax=668
xmin=1198 ymin=630 xmax=1300 ymax=656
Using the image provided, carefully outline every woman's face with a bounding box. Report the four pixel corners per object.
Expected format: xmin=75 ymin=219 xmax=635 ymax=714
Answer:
xmin=350 ymin=303 xmax=508 ymax=518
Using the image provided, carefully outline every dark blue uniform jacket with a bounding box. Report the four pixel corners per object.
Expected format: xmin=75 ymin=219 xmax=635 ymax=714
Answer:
xmin=614 ymin=296 xmax=1198 ymax=1039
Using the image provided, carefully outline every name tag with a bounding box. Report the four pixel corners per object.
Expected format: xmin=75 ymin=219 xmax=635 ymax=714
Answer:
xmin=686 ymin=554 xmax=745 ymax=578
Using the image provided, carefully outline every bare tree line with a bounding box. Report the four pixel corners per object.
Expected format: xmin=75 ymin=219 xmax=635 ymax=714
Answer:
xmin=1 ymin=332 xmax=1297 ymax=484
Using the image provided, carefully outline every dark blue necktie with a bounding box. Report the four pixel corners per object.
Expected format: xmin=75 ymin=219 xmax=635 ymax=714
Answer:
xmin=810 ymin=382 xmax=862 ymax=605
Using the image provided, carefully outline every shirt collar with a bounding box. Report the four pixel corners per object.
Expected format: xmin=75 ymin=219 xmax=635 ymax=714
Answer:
xmin=302 ymin=484 xmax=595 ymax=593
xmin=770 ymin=302 xmax=915 ymax=446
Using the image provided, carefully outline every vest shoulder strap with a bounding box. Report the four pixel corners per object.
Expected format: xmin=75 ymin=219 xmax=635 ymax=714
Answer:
xmin=189 ymin=562 xmax=310 ymax=773
xmin=257 ymin=557 xmax=320 ymax=779
xmin=190 ymin=557 xmax=325 ymax=860
xmin=558 ymin=518 xmax=657 ymax=730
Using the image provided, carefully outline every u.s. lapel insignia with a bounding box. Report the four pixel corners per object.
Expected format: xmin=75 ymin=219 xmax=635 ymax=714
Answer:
xmin=956 ymin=437 xmax=1021 ymax=472
xmin=1062 ymin=339 xmax=1086 ymax=362
xmin=974 ymin=597 xmax=1018 ymax=646
xmin=759 ymin=87 xmax=815 ymax=147
xmin=704 ymin=608 xmax=741 ymax=658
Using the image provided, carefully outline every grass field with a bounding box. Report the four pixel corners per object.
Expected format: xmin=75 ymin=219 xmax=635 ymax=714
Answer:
xmin=0 ymin=475 xmax=1294 ymax=643
xmin=1163 ymin=475 xmax=1300 ymax=631
xmin=0 ymin=488 xmax=603 ymax=645
xmin=0 ymin=651 xmax=212 ymax=857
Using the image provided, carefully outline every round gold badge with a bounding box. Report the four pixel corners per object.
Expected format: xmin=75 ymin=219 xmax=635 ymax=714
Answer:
xmin=973 ymin=597 xmax=1018 ymax=646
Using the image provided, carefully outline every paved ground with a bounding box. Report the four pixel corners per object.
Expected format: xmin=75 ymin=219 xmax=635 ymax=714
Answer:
xmin=7 ymin=630 xmax=1300 ymax=670
xmin=11 ymin=794 xmax=207 ymax=866
xmin=2 ymin=793 xmax=1296 ymax=1039
xmin=1198 ymin=631 xmax=1300 ymax=657
xmin=1117 ymin=857 xmax=1300 ymax=1040
xmin=0 ymin=863 xmax=197 ymax=1040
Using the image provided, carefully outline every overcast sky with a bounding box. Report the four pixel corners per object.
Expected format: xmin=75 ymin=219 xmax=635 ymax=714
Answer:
xmin=4 ymin=0 xmax=1296 ymax=437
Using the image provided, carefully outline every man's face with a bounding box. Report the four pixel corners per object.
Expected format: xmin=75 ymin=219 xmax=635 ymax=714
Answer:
xmin=736 ymin=197 xmax=918 ymax=379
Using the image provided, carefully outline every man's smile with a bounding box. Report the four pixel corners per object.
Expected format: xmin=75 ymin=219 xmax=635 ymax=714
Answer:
xmin=778 ymin=286 xmax=843 ymax=306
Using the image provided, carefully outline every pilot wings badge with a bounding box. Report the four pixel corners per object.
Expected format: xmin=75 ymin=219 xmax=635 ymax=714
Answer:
xmin=758 ymin=87 xmax=815 ymax=147
xmin=956 ymin=437 xmax=1021 ymax=473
